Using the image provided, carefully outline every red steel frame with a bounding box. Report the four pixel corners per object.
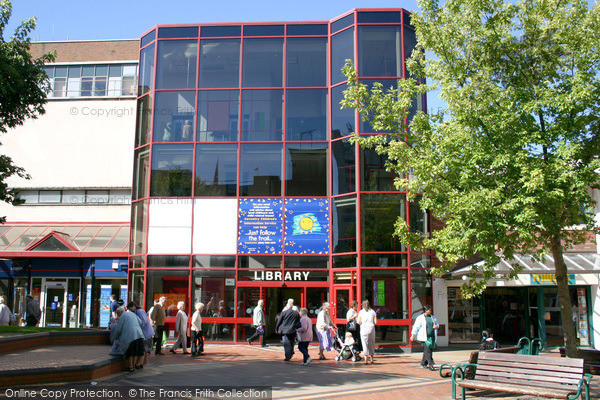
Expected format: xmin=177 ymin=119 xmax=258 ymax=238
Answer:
xmin=130 ymin=8 xmax=432 ymax=347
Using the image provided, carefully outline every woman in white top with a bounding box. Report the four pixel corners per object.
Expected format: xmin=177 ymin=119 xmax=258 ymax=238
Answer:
xmin=191 ymin=302 xmax=204 ymax=356
xmin=316 ymin=302 xmax=335 ymax=360
xmin=346 ymin=300 xmax=362 ymax=352
xmin=357 ymin=299 xmax=377 ymax=364
xmin=170 ymin=301 xmax=189 ymax=354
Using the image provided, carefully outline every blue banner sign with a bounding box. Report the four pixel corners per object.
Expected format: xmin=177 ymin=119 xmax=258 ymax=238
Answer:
xmin=530 ymin=273 xmax=576 ymax=285
xmin=238 ymin=198 xmax=283 ymax=254
xmin=284 ymin=198 xmax=329 ymax=254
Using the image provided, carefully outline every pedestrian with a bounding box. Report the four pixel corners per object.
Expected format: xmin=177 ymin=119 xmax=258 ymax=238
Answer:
xmin=275 ymin=300 xmax=301 ymax=362
xmin=108 ymin=294 xmax=119 ymax=327
xmin=316 ymin=302 xmax=335 ymax=360
xmin=110 ymin=307 xmax=145 ymax=372
xmin=191 ymin=302 xmax=204 ymax=356
xmin=25 ymin=295 xmax=41 ymax=327
xmin=170 ymin=301 xmax=189 ymax=354
xmin=297 ymin=308 xmax=313 ymax=365
xmin=247 ymin=299 xmax=267 ymax=347
xmin=282 ymin=298 xmax=294 ymax=312
xmin=479 ymin=330 xmax=499 ymax=351
xmin=410 ymin=305 xmax=439 ymax=371
xmin=149 ymin=296 xmax=166 ymax=355
xmin=357 ymin=300 xmax=378 ymax=364
xmin=346 ymin=300 xmax=362 ymax=352
xmin=127 ymin=301 xmax=154 ymax=365
xmin=0 ymin=297 xmax=14 ymax=326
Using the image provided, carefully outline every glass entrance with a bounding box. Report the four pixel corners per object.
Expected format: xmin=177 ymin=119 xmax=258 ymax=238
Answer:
xmin=43 ymin=282 xmax=67 ymax=327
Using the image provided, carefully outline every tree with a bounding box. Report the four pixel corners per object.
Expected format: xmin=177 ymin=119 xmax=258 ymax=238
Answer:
xmin=342 ymin=0 xmax=600 ymax=357
xmin=0 ymin=0 xmax=54 ymax=219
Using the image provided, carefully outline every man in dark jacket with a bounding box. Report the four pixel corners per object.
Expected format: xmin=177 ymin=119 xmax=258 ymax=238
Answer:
xmin=275 ymin=305 xmax=300 ymax=361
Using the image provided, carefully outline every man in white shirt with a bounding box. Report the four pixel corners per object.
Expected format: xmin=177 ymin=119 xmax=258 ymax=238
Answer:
xmin=247 ymin=299 xmax=267 ymax=347
xmin=0 ymin=297 xmax=13 ymax=326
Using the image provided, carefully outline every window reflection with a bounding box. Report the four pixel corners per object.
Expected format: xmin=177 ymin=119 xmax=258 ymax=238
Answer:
xmin=331 ymin=28 xmax=354 ymax=84
xmin=285 ymin=143 xmax=327 ymax=196
xmin=242 ymin=38 xmax=283 ymax=87
xmin=240 ymin=143 xmax=282 ymax=196
xmin=156 ymin=40 xmax=198 ymax=89
xmin=286 ymin=38 xmax=327 ymax=87
xmin=139 ymin=43 xmax=155 ymax=94
xmin=194 ymin=143 xmax=237 ymax=196
xmin=150 ymin=144 xmax=194 ymax=196
xmin=286 ymin=89 xmax=327 ymax=141
xmin=199 ymin=39 xmax=240 ymax=88
xmin=333 ymin=196 xmax=356 ymax=253
xmin=362 ymin=269 xmax=409 ymax=319
xmin=331 ymin=85 xmax=354 ymax=138
xmin=197 ymin=90 xmax=239 ymax=142
xmin=135 ymin=95 xmax=152 ymax=147
xmin=241 ymin=90 xmax=283 ymax=141
xmin=361 ymin=193 xmax=406 ymax=252
xmin=358 ymin=26 xmax=402 ymax=77
xmin=153 ymin=91 xmax=195 ymax=142
xmin=132 ymin=148 xmax=149 ymax=200
xmin=361 ymin=147 xmax=395 ymax=191
xmin=332 ymin=138 xmax=356 ymax=195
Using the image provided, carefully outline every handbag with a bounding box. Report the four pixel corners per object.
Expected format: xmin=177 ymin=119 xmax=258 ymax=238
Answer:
xmin=425 ymin=337 xmax=437 ymax=350
xmin=109 ymin=340 xmax=124 ymax=356
xmin=346 ymin=320 xmax=357 ymax=332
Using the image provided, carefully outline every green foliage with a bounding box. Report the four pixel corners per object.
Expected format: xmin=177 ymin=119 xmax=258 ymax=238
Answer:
xmin=342 ymin=0 xmax=600 ymax=298
xmin=0 ymin=0 xmax=54 ymax=219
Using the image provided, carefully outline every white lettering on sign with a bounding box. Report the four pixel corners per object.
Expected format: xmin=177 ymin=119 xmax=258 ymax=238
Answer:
xmin=253 ymin=270 xmax=311 ymax=281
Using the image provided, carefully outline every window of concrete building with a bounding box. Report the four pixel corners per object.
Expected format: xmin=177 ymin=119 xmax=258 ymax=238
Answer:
xmin=133 ymin=147 xmax=150 ymax=200
xmin=139 ymin=43 xmax=155 ymax=94
xmin=331 ymin=84 xmax=355 ymax=138
xmin=286 ymin=24 xmax=328 ymax=36
xmin=331 ymin=13 xmax=354 ymax=34
xmin=333 ymin=195 xmax=356 ymax=253
xmin=332 ymin=138 xmax=356 ymax=195
xmin=153 ymin=91 xmax=195 ymax=142
xmin=129 ymin=270 xmax=144 ymax=306
xmin=141 ymin=30 xmax=155 ymax=47
xmin=194 ymin=143 xmax=237 ymax=196
xmin=361 ymin=147 xmax=395 ymax=191
xmin=150 ymin=144 xmax=194 ymax=196
xmin=286 ymin=37 xmax=327 ymax=87
xmin=361 ymin=193 xmax=406 ymax=252
xmin=358 ymin=26 xmax=402 ymax=78
xmin=244 ymin=25 xmax=284 ymax=37
xmin=201 ymin=25 xmax=241 ymax=38
xmin=285 ymin=143 xmax=327 ymax=196
xmin=158 ymin=26 xmax=198 ymax=39
xmin=404 ymin=26 xmax=417 ymax=78
xmin=136 ymin=95 xmax=152 ymax=147
xmin=285 ymin=89 xmax=327 ymax=141
xmin=199 ymin=39 xmax=240 ymax=88
xmin=357 ymin=11 xmax=402 ymax=23
xmin=241 ymin=89 xmax=283 ymax=141
xmin=242 ymin=38 xmax=283 ymax=87
xmin=85 ymin=191 xmax=109 ymax=204
xmin=39 ymin=191 xmax=61 ymax=203
xmin=197 ymin=90 xmax=239 ymax=142
xmin=331 ymin=27 xmax=354 ymax=84
xmin=240 ymin=143 xmax=282 ymax=196
xmin=358 ymin=79 xmax=399 ymax=133
xmin=156 ymin=40 xmax=198 ymax=89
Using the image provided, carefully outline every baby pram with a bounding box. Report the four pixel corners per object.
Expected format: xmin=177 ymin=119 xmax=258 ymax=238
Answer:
xmin=332 ymin=328 xmax=362 ymax=362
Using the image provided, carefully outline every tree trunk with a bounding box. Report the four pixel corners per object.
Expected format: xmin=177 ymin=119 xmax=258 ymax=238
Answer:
xmin=549 ymin=235 xmax=578 ymax=358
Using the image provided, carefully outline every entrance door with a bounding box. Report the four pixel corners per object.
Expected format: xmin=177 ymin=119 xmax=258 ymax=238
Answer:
xmin=332 ymin=287 xmax=352 ymax=321
xmin=42 ymin=282 xmax=67 ymax=327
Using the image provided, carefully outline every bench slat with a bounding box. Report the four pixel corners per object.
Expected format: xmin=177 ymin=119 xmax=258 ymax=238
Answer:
xmin=474 ymin=367 xmax=582 ymax=386
xmin=457 ymin=380 xmax=576 ymax=399
xmin=477 ymin=359 xmax=584 ymax=375
xmin=478 ymin=352 xmax=584 ymax=368
xmin=473 ymin=375 xmax=580 ymax=392
xmin=475 ymin=363 xmax=584 ymax=381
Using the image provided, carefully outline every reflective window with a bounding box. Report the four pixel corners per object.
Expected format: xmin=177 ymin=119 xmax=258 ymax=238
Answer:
xmin=150 ymin=144 xmax=194 ymax=196
xmin=286 ymin=89 xmax=327 ymax=141
xmin=332 ymin=138 xmax=356 ymax=195
xmin=192 ymin=270 xmax=236 ymax=318
xmin=357 ymin=11 xmax=402 ymax=23
xmin=242 ymin=38 xmax=283 ymax=87
xmin=46 ymin=63 xmax=137 ymax=98
xmin=361 ymin=193 xmax=406 ymax=252
xmin=156 ymin=40 xmax=198 ymax=89
xmin=359 ymin=26 xmax=402 ymax=77
xmin=332 ymin=255 xmax=356 ymax=268
xmin=241 ymin=90 xmax=283 ymax=141
xmin=331 ymin=27 xmax=354 ymax=84
xmin=194 ymin=143 xmax=237 ymax=196
xmin=409 ymin=197 xmax=428 ymax=235
xmin=286 ymin=24 xmax=328 ymax=36
xmin=286 ymin=38 xmax=327 ymax=87
xmin=197 ymin=90 xmax=239 ymax=142
xmin=201 ymin=25 xmax=241 ymax=37
xmin=153 ymin=91 xmax=195 ymax=142
xmin=285 ymin=143 xmax=327 ymax=196
xmin=240 ymin=143 xmax=282 ymax=196
xmin=148 ymin=255 xmax=190 ymax=268
xmin=139 ymin=44 xmax=154 ymax=94
xmin=362 ymin=147 xmax=395 ymax=191
xmin=331 ymin=14 xmax=354 ymax=33
xmin=131 ymin=200 xmax=148 ymax=255
xmin=141 ymin=30 xmax=155 ymax=47
xmin=158 ymin=26 xmax=198 ymax=38
xmin=333 ymin=196 xmax=356 ymax=253
xmin=129 ymin=270 xmax=144 ymax=306
xmin=199 ymin=39 xmax=240 ymax=88
xmin=331 ymin=84 xmax=354 ymax=138
xmin=238 ymin=256 xmax=282 ymax=268
xmin=359 ymin=79 xmax=398 ymax=133
xmin=285 ymin=256 xmax=329 ymax=269
xmin=411 ymin=268 xmax=432 ymax=318
xmin=133 ymin=147 xmax=149 ymax=200
xmin=244 ymin=25 xmax=284 ymax=36
xmin=135 ymin=95 xmax=152 ymax=147
xmin=404 ymin=27 xmax=417 ymax=78
xmin=362 ymin=253 xmax=407 ymax=267
xmin=361 ymin=269 xmax=409 ymax=319
xmin=193 ymin=256 xmax=236 ymax=268
xmin=146 ymin=270 xmax=190 ymax=317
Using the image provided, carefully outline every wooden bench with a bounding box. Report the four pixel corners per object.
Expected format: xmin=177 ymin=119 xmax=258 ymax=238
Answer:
xmin=452 ymin=352 xmax=592 ymax=400
xmin=560 ymin=347 xmax=600 ymax=375
xmin=439 ymin=346 xmax=521 ymax=379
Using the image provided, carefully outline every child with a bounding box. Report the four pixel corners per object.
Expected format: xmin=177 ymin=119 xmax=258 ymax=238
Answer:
xmin=344 ymin=331 xmax=355 ymax=347
xmin=479 ymin=330 xmax=499 ymax=351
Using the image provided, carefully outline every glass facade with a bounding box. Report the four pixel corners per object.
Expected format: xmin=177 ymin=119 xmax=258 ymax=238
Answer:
xmin=131 ymin=9 xmax=429 ymax=346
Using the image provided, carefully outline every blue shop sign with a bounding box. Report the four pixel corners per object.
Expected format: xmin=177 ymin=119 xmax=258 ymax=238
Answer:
xmin=530 ymin=273 xmax=576 ymax=285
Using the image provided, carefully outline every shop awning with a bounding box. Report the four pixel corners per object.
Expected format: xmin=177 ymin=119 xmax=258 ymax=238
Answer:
xmin=450 ymin=252 xmax=600 ymax=278
xmin=0 ymin=223 xmax=129 ymax=257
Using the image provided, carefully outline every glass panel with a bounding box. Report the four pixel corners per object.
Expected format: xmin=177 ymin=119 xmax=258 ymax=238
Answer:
xmin=331 ymin=14 xmax=354 ymax=33
xmin=286 ymin=38 xmax=327 ymax=87
xmin=104 ymin=227 xmax=129 ymax=251
xmin=66 ymin=77 xmax=81 ymax=97
xmin=410 ymin=269 xmax=432 ymax=319
xmin=241 ymin=89 xmax=283 ymax=141
xmin=18 ymin=190 xmax=39 ymax=204
xmin=39 ymin=191 xmax=61 ymax=203
xmin=108 ymin=190 xmax=130 ymax=205
xmin=240 ymin=143 xmax=282 ymax=196
xmin=153 ymin=91 xmax=195 ymax=142
xmin=150 ymin=144 xmax=194 ymax=196
xmin=404 ymin=27 xmax=417 ymax=78
xmin=62 ymin=190 xmax=85 ymax=205
xmin=409 ymin=197 xmax=428 ymax=235
xmin=192 ymin=270 xmax=235 ymax=319
xmin=361 ymin=269 xmax=408 ymax=319
xmin=141 ymin=30 xmax=155 ymax=47
xmin=201 ymin=25 xmax=241 ymax=37
xmin=108 ymin=65 xmax=122 ymax=77
xmin=0 ymin=226 xmax=28 ymax=249
xmin=73 ymin=226 xmax=101 ymax=249
xmin=333 ymin=271 xmax=353 ymax=284
xmin=332 ymin=138 xmax=356 ymax=195
xmin=284 ymin=256 xmax=328 ymax=269
xmin=359 ymin=79 xmax=399 ymax=133
xmin=131 ymin=200 xmax=148 ymax=255
xmin=83 ymin=226 xmax=119 ymax=251
xmin=307 ymin=288 xmax=328 ymax=317
xmin=358 ymin=26 xmax=402 ymax=77
xmin=242 ymin=38 xmax=283 ymax=87
xmin=85 ymin=190 xmax=109 ymax=205
xmin=139 ymin=43 xmax=155 ymax=94
xmin=145 ymin=269 xmax=190 ymax=317
xmin=193 ymin=256 xmax=236 ymax=268
xmin=286 ymin=24 xmax=328 ymax=36
xmin=331 ymin=84 xmax=354 ymax=138
xmin=133 ymin=147 xmax=150 ymax=200
xmin=68 ymin=66 xmax=81 ymax=77
xmin=148 ymin=255 xmax=190 ymax=268
xmin=238 ymin=256 xmax=282 ymax=269
xmin=333 ymin=255 xmax=356 ymax=268
xmin=357 ymin=11 xmax=402 ymax=23
xmin=237 ymin=287 xmax=260 ymax=317
xmin=95 ymin=65 xmax=108 ymax=76
xmin=5 ymin=226 xmax=47 ymax=251
xmin=81 ymin=77 xmax=93 ymax=96
xmin=158 ymin=26 xmax=198 ymax=38
xmin=199 ymin=39 xmax=240 ymax=88
xmin=156 ymin=40 xmax=198 ymax=89
xmin=410 ymin=253 xmax=430 ymax=269
xmin=361 ymin=193 xmax=406 ymax=252
xmin=362 ymin=253 xmax=407 ymax=267
xmin=129 ymin=270 xmax=145 ymax=307
xmin=286 ymin=89 xmax=327 ymax=140
xmin=285 ymin=142 xmax=327 ymax=196
xmin=122 ymin=76 xmax=137 ymax=96
xmin=195 ymin=143 xmax=237 ymax=196
xmin=333 ymin=196 xmax=356 ymax=253
xmin=53 ymin=77 xmax=67 ymax=97
xmin=362 ymin=147 xmax=395 ymax=191
xmin=243 ymin=25 xmax=284 ymax=36
xmin=448 ymin=287 xmax=481 ymax=342
xmin=55 ymin=67 xmax=68 ymax=77
xmin=334 ymin=289 xmax=349 ymax=320
xmin=197 ymin=90 xmax=239 ymax=141
xmin=331 ymin=27 xmax=354 ymax=84
xmin=44 ymin=286 xmax=65 ymax=327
